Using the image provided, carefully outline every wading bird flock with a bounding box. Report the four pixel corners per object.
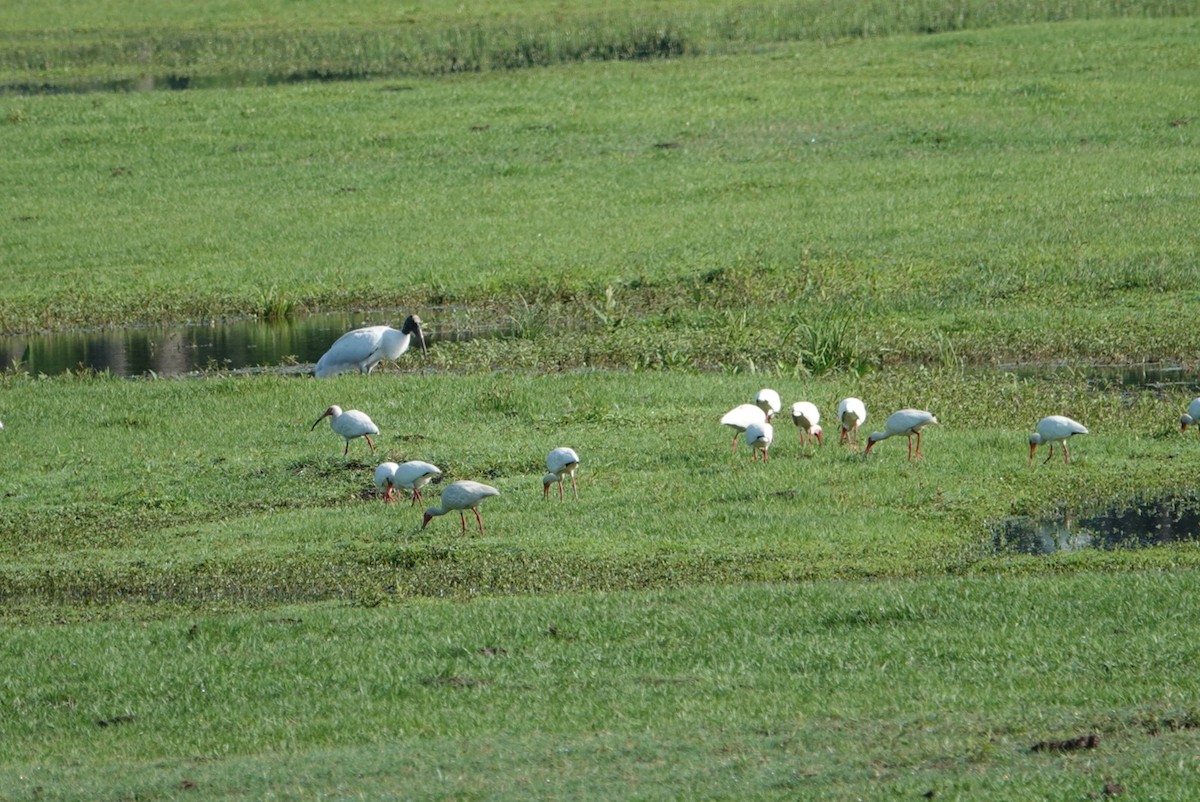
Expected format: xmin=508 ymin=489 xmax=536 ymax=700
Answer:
xmin=725 ymin=391 xmax=1091 ymax=466
xmin=298 ymin=315 xmax=1196 ymax=534
xmin=310 ymin=319 xmax=578 ymax=531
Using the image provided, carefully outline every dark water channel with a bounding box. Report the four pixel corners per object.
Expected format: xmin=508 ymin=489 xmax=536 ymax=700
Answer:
xmin=0 ymin=311 xmax=507 ymax=377
xmin=992 ymin=493 xmax=1200 ymax=555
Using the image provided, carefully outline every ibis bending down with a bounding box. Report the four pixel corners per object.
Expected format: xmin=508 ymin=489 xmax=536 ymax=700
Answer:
xmin=864 ymin=409 xmax=939 ymax=460
xmin=791 ymin=401 xmax=823 ymax=447
xmin=836 ymin=397 xmax=868 ymax=451
xmin=311 ymin=405 xmax=379 ymax=455
xmin=721 ymin=404 xmax=768 ymax=453
xmin=543 ymin=447 xmax=580 ymax=500
xmin=314 ymin=315 xmax=426 ymax=378
xmin=1028 ymin=415 xmax=1088 ymax=465
xmin=745 ymin=421 xmax=774 ymax=461
xmin=755 ymin=388 xmax=782 ymax=421
xmin=1181 ymin=398 xmax=1200 ymax=433
xmin=423 ymin=480 xmax=501 ymax=533
xmin=375 ymin=460 xmax=443 ymax=505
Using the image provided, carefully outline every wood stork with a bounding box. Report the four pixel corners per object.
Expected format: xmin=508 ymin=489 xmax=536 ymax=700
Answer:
xmin=745 ymin=421 xmax=774 ymax=461
xmin=864 ymin=409 xmax=939 ymax=460
xmin=1028 ymin=415 xmax=1088 ymax=465
xmin=720 ymin=404 xmax=768 ymax=453
xmin=422 ymin=480 xmax=501 ymax=533
xmin=754 ymin=388 xmax=782 ymax=421
xmin=836 ymin=397 xmax=867 ymax=451
xmin=314 ymin=315 xmax=426 ymax=378
xmin=543 ymin=447 xmax=580 ymax=500
xmin=790 ymin=401 xmax=823 ymax=447
xmin=1181 ymin=398 xmax=1200 ymax=433
xmin=376 ymin=460 xmax=443 ymax=505
xmin=311 ymin=405 xmax=379 ymax=455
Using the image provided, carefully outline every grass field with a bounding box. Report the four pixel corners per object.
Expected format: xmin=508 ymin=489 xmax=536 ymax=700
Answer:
xmin=4 ymin=2 xmax=1200 ymax=799
xmin=3 ymin=12 xmax=1199 ymax=367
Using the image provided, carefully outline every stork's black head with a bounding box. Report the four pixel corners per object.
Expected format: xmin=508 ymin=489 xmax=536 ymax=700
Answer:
xmin=402 ymin=314 xmax=427 ymax=353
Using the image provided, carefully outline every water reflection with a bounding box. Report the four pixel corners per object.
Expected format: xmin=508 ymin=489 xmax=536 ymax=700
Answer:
xmin=992 ymin=494 xmax=1200 ymax=555
xmin=0 ymin=311 xmax=508 ymax=378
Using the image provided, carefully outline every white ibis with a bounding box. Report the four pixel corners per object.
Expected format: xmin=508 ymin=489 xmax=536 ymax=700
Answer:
xmin=374 ymin=462 xmax=400 ymax=501
xmin=791 ymin=401 xmax=823 ymax=447
xmin=754 ymin=388 xmax=782 ymax=421
xmin=311 ymin=405 xmax=379 ymax=455
xmin=314 ymin=315 xmax=426 ymax=378
xmin=422 ymin=480 xmax=501 ymax=534
xmin=745 ymin=421 xmax=774 ymax=461
xmin=375 ymin=460 xmax=442 ymax=505
xmin=543 ymin=447 xmax=580 ymax=500
xmin=1028 ymin=415 xmax=1088 ymax=465
xmin=836 ymin=397 xmax=867 ymax=451
xmin=864 ymin=409 xmax=939 ymax=460
xmin=720 ymin=403 xmax=768 ymax=453
xmin=1181 ymin=398 xmax=1200 ymax=433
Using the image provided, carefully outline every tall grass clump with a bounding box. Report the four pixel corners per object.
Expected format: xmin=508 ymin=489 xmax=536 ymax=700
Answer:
xmin=2 ymin=0 xmax=1199 ymax=89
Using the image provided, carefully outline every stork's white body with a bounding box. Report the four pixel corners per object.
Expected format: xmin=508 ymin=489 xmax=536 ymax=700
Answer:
xmin=864 ymin=409 xmax=939 ymax=460
xmin=745 ymin=421 xmax=774 ymax=461
xmin=754 ymin=388 xmax=782 ymax=421
xmin=790 ymin=401 xmax=823 ymax=447
xmin=311 ymin=405 xmax=379 ymax=455
xmin=721 ymin=403 xmax=768 ymax=453
xmin=423 ymin=480 xmax=501 ymax=533
xmin=836 ymin=397 xmax=868 ymax=450
xmin=543 ymin=447 xmax=580 ymax=500
xmin=1029 ymin=415 xmax=1088 ymax=465
xmin=314 ymin=315 xmax=426 ymax=378
xmin=1181 ymin=398 xmax=1200 ymax=433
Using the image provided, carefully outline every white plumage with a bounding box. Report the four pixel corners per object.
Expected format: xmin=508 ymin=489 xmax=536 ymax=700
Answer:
xmin=745 ymin=421 xmax=774 ymax=462
xmin=1181 ymin=398 xmax=1200 ymax=433
xmin=720 ymin=403 xmax=768 ymax=453
xmin=1028 ymin=415 xmax=1088 ymax=465
xmin=376 ymin=460 xmax=443 ymax=505
xmin=754 ymin=388 xmax=782 ymax=421
xmin=790 ymin=401 xmax=823 ymax=447
xmin=864 ymin=409 xmax=939 ymax=460
xmin=374 ymin=462 xmax=400 ymax=501
xmin=543 ymin=447 xmax=580 ymax=500
xmin=836 ymin=397 xmax=868 ymax=451
xmin=423 ymin=480 xmax=501 ymax=533
xmin=314 ymin=315 xmax=426 ymax=378
xmin=311 ymin=405 xmax=379 ymax=455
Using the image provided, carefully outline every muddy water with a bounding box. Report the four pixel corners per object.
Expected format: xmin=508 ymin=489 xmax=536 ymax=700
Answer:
xmin=0 ymin=311 xmax=509 ymax=377
xmin=992 ymin=494 xmax=1200 ymax=555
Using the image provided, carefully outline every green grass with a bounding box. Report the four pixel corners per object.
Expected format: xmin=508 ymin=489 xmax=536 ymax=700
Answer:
xmin=2 ymin=16 xmax=1199 ymax=367
xmin=1 ymin=368 xmax=1197 ymax=611
xmin=5 ymin=573 xmax=1200 ymax=800
xmin=3 ymin=0 xmax=1196 ymax=88
xmin=5 ymin=3 xmax=1200 ymax=797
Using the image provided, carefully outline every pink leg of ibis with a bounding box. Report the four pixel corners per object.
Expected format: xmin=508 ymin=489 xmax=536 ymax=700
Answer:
xmin=1042 ymin=444 xmax=1055 ymax=465
xmin=473 ymin=507 xmax=485 ymax=534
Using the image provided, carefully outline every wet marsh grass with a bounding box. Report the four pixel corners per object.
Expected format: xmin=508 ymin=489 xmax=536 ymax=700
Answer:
xmin=2 ymin=17 xmax=1199 ymax=367
xmin=2 ymin=368 xmax=1199 ymax=612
